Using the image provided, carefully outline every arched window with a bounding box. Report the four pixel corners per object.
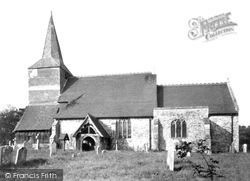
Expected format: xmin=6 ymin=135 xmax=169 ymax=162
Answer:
xmin=176 ymin=120 xmax=181 ymax=137
xmin=182 ymin=121 xmax=187 ymax=138
xmin=171 ymin=121 xmax=175 ymax=138
xmin=170 ymin=119 xmax=187 ymax=138
xmin=116 ymin=119 xmax=132 ymax=138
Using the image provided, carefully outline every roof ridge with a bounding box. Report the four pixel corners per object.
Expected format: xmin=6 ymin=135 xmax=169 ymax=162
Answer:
xmin=158 ymin=82 xmax=227 ymax=87
xmin=73 ymin=71 xmax=153 ymax=78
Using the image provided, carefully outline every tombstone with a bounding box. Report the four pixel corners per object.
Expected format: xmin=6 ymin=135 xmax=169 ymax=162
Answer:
xmin=77 ymin=152 xmax=81 ymax=157
xmin=0 ymin=146 xmax=13 ymax=165
xmin=72 ymin=153 xmax=76 ymax=158
xmin=96 ymin=146 xmax=101 ymax=155
xmin=187 ymin=151 xmax=191 ymax=157
xmin=15 ymin=147 xmax=27 ymax=165
xmin=145 ymin=143 xmax=149 ymax=153
xmin=102 ymin=150 xmax=106 ymax=154
xmin=243 ymin=144 xmax=247 ymax=153
xmin=115 ymin=140 xmax=118 ymax=151
xmin=35 ymin=134 xmax=40 ymax=150
xmin=50 ymin=141 xmax=57 ymax=157
xmin=9 ymin=141 xmax=12 ymax=146
xmin=167 ymin=144 xmax=175 ymax=171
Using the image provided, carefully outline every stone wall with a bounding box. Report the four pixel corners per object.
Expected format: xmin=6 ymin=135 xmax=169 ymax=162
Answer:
xmin=99 ymin=118 xmax=151 ymax=151
xmin=153 ymin=107 xmax=209 ymax=151
xmin=60 ymin=119 xmax=84 ymax=150
xmin=209 ymin=115 xmax=239 ymax=152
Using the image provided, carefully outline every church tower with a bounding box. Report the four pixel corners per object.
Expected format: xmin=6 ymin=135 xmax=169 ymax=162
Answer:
xmin=28 ymin=14 xmax=72 ymax=104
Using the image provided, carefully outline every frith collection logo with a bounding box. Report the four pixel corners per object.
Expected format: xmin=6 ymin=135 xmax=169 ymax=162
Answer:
xmin=188 ymin=13 xmax=237 ymax=41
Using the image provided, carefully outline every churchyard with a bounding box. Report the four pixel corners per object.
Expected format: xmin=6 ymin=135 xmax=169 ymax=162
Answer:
xmin=1 ymin=144 xmax=250 ymax=181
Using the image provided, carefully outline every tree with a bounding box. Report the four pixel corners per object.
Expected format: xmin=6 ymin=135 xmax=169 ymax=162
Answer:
xmin=0 ymin=105 xmax=24 ymax=146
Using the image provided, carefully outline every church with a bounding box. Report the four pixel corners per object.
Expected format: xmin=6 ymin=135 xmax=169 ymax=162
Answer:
xmin=13 ymin=15 xmax=239 ymax=153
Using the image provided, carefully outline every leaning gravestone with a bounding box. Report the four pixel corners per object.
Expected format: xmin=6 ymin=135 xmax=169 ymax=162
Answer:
xmin=243 ymin=144 xmax=247 ymax=153
xmin=50 ymin=141 xmax=57 ymax=157
xmin=15 ymin=147 xmax=27 ymax=165
xmin=0 ymin=146 xmax=13 ymax=165
xmin=167 ymin=143 xmax=175 ymax=171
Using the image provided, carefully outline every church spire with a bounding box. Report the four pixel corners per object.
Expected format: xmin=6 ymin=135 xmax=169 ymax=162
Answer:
xmin=29 ymin=14 xmax=72 ymax=75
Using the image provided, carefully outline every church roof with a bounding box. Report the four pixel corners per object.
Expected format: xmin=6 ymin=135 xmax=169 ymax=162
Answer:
xmin=55 ymin=72 xmax=157 ymax=119
xmin=13 ymin=105 xmax=58 ymax=131
xmin=157 ymin=82 xmax=238 ymax=115
xmin=29 ymin=14 xmax=72 ymax=75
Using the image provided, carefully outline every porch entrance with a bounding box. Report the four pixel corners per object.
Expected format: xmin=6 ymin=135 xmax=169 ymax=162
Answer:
xmin=82 ymin=136 xmax=95 ymax=151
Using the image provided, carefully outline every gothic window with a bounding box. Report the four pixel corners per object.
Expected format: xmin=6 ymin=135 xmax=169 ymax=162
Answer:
xmin=182 ymin=121 xmax=187 ymax=137
xmin=171 ymin=119 xmax=187 ymax=138
xmin=176 ymin=120 xmax=181 ymax=137
xmin=116 ymin=119 xmax=131 ymax=138
xmin=171 ymin=121 xmax=175 ymax=138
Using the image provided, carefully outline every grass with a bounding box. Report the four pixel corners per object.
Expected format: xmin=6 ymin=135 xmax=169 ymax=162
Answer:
xmin=2 ymin=149 xmax=250 ymax=181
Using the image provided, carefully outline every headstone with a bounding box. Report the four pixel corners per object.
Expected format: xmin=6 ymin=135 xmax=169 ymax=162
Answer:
xmin=0 ymin=146 xmax=13 ymax=165
xmin=102 ymin=150 xmax=106 ymax=154
xmin=9 ymin=141 xmax=12 ymax=146
xmin=72 ymin=153 xmax=76 ymax=158
xmin=96 ymin=146 xmax=101 ymax=155
xmin=115 ymin=140 xmax=118 ymax=151
xmin=35 ymin=134 xmax=40 ymax=150
xmin=15 ymin=147 xmax=27 ymax=165
xmin=243 ymin=144 xmax=247 ymax=153
xmin=77 ymin=152 xmax=81 ymax=157
xmin=187 ymin=151 xmax=191 ymax=157
xmin=50 ymin=141 xmax=57 ymax=157
xmin=167 ymin=144 xmax=175 ymax=171
xmin=145 ymin=143 xmax=149 ymax=153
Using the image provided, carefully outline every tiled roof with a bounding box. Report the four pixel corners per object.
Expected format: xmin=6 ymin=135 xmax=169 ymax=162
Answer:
xmin=13 ymin=105 xmax=58 ymax=131
xmin=157 ymin=83 xmax=238 ymax=114
xmin=73 ymin=114 xmax=110 ymax=138
xmin=29 ymin=14 xmax=72 ymax=76
xmin=55 ymin=73 xmax=157 ymax=119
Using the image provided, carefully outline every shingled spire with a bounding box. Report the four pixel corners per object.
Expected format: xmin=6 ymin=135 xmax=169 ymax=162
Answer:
xmin=29 ymin=13 xmax=72 ymax=75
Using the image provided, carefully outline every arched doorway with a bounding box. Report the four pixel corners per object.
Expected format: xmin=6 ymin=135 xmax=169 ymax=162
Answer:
xmin=82 ymin=136 xmax=96 ymax=151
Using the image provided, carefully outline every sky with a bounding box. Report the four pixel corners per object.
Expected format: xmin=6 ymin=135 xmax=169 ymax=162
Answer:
xmin=0 ymin=1 xmax=249 ymax=126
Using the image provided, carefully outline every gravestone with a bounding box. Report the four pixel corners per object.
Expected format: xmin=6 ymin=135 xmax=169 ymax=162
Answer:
xmin=102 ymin=150 xmax=106 ymax=154
xmin=0 ymin=146 xmax=13 ymax=165
xmin=187 ymin=151 xmax=191 ymax=157
xmin=50 ymin=141 xmax=57 ymax=157
xmin=35 ymin=134 xmax=40 ymax=150
xmin=15 ymin=147 xmax=27 ymax=165
xmin=145 ymin=143 xmax=149 ymax=153
xmin=9 ymin=141 xmax=12 ymax=146
xmin=115 ymin=140 xmax=118 ymax=151
xmin=243 ymin=144 xmax=247 ymax=153
xmin=167 ymin=144 xmax=175 ymax=171
xmin=96 ymin=146 xmax=101 ymax=155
